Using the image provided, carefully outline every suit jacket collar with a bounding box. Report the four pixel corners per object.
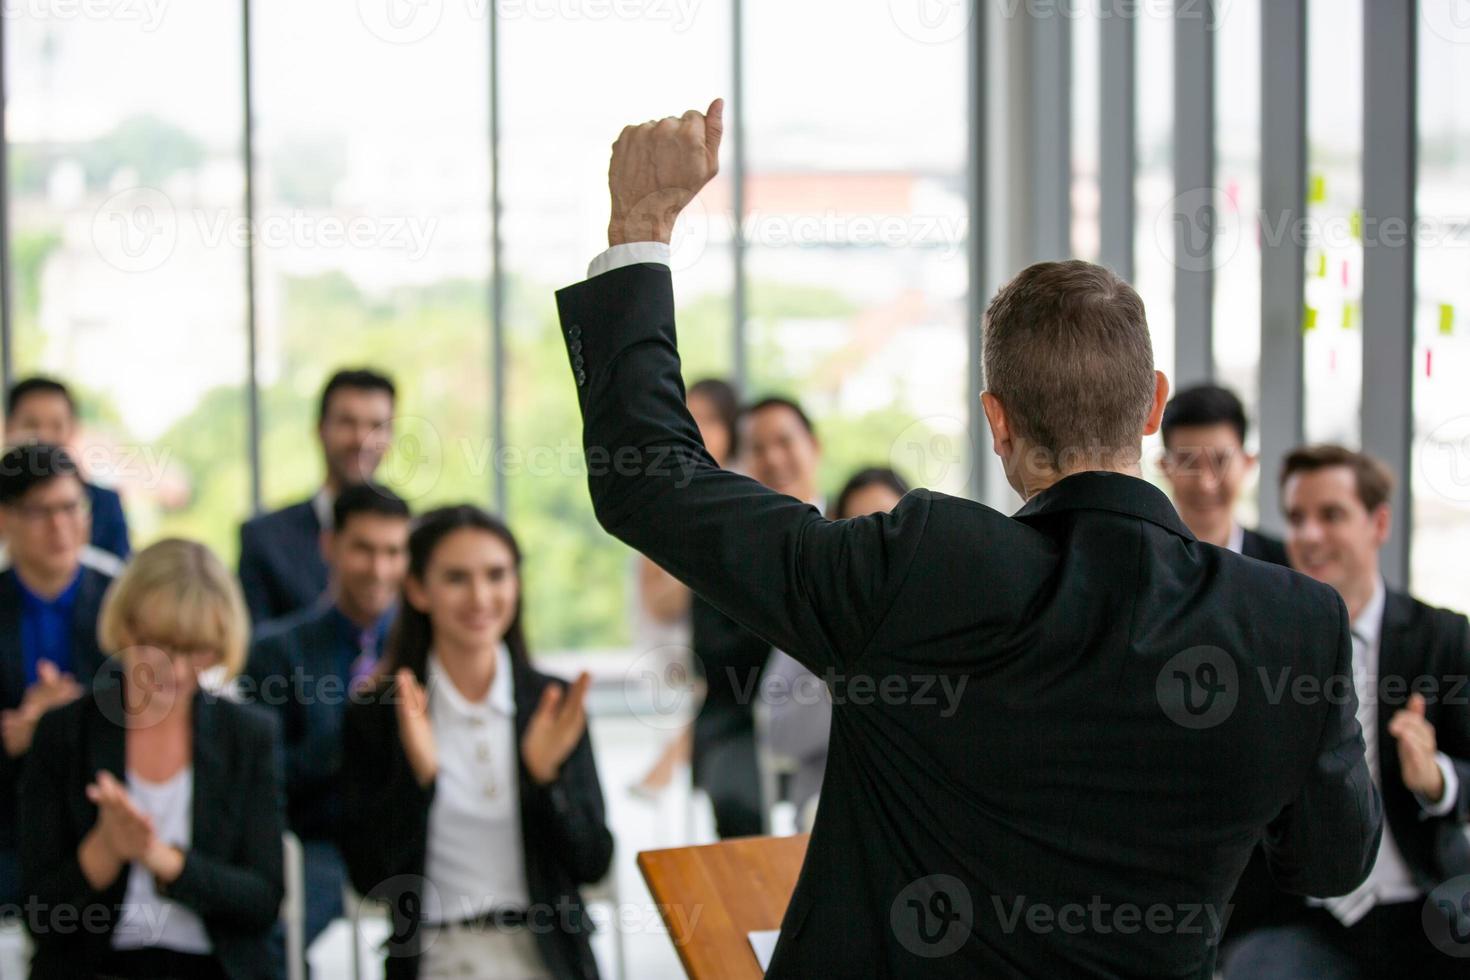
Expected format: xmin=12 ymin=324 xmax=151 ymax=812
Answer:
xmin=88 ymin=682 xmax=230 ymax=854
xmin=1378 ymin=588 xmax=1418 ymax=690
xmin=1013 ymin=471 xmax=1196 ymax=541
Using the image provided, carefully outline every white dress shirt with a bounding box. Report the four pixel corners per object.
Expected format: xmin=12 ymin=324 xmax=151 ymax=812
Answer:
xmin=422 ymin=645 xmax=530 ymax=925
xmin=112 ymin=768 xmax=213 ymax=955
xmin=587 ymin=242 xmax=671 ymax=279
xmin=1225 ymin=523 xmax=1245 ymax=556
xmin=1321 ymin=577 xmax=1459 ymax=925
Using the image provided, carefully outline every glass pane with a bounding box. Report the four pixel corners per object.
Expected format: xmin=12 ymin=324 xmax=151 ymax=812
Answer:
xmin=1212 ymin=0 xmax=1262 ymax=527
xmin=1135 ymin=6 xmax=1173 ymax=485
xmin=1410 ymin=1 xmax=1470 ymax=613
xmin=1302 ymin=0 xmax=1363 ymax=446
xmin=5 ymin=8 xmax=249 ymax=562
xmin=251 ymin=4 xmax=493 ymax=516
xmin=500 ymin=5 xmax=734 ymax=652
xmin=1071 ymin=0 xmax=1100 ymax=262
xmin=743 ymin=1 xmax=970 ymax=508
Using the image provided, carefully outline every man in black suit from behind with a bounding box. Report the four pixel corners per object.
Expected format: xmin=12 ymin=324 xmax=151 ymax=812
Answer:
xmin=1222 ymin=446 xmax=1470 ymax=979
xmin=238 ymin=369 xmax=396 ymax=626
xmin=1159 ymin=383 xmax=1289 ymax=566
xmin=0 ymin=445 xmax=114 ymax=907
xmin=553 ymin=99 xmax=1381 ymax=978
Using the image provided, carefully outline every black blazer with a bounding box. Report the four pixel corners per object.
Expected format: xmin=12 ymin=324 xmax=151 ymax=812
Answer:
xmin=18 ymin=683 xmax=285 ymax=980
xmin=0 ymin=565 xmax=114 ymax=853
xmin=555 ymin=263 xmax=1382 ymax=980
xmin=85 ymin=481 xmax=132 ymax=562
xmin=339 ymin=656 xmax=613 ymax=980
xmin=238 ymin=499 xmax=329 ymax=626
xmin=243 ymin=603 xmax=364 ymax=842
xmin=1240 ymin=527 xmax=1289 ymax=567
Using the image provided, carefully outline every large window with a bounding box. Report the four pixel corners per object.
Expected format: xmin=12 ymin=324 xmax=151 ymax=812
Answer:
xmin=1134 ymin=6 xmax=1174 ymax=386
xmin=499 ymin=3 xmax=734 ymax=651
xmin=4 ymin=6 xmax=250 ymax=562
xmin=743 ymin=1 xmax=970 ymax=504
xmin=1302 ymin=0 xmax=1363 ymax=447
xmin=251 ymin=3 xmax=494 ymax=517
xmin=1411 ymin=1 xmax=1470 ymax=614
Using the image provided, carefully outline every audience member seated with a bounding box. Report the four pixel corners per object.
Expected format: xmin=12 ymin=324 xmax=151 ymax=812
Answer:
xmin=0 ymin=444 xmax=116 ymax=906
xmin=630 ymin=377 xmax=739 ymax=799
xmin=4 ymin=376 xmax=131 ymax=569
xmin=19 ymin=538 xmax=285 ymax=980
xmin=340 ymin=506 xmax=612 ymax=980
xmin=238 ymin=369 xmax=396 ymax=626
xmin=1222 ymin=446 xmax=1470 ymax=980
xmin=242 ymin=482 xmax=410 ymax=960
xmin=759 ymin=467 xmax=909 ymax=831
xmin=691 ymin=395 xmax=824 ymax=839
xmin=1160 ymin=383 xmax=1288 ymax=564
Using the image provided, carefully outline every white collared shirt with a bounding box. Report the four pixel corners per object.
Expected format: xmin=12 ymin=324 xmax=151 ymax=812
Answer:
xmin=112 ymin=768 xmax=213 ymax=955
xmin=1225 ymin=523 xmax=1245 ymax=556
xmin=311 ymin=487 xmax=335 ymax=533
xmin=1321 ymin=577 xmax=1459 ymax=924
xmin=422 ymin=645 xmax=529 ymax=924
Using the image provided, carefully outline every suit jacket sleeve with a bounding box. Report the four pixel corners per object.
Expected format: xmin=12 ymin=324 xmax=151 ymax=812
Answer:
xmin=554 ymin=263 xmax=929 ymax=675
xmin=339 ymin=690 xmax=433 ymax=896
xmin=1261 ymin=596 xmax=1383 ymax=897
xmin=521 ymin=697 xmax=614 ymax=885
xmin=159 ymin=707 xmax=286 ymax=931
xmin=238 ymin=521 xmax=274 ymax=625
xmin=1427 ymin=611 xmax=1470 ymax=824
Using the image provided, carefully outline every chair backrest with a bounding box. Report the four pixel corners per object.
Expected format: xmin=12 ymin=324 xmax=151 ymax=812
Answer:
xmin=281 ymin=831 xmax=305 ymax=980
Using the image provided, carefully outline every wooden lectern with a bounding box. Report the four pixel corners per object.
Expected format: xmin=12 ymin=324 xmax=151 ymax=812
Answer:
xmin=638 ymin=834 xmax=810 ymax=979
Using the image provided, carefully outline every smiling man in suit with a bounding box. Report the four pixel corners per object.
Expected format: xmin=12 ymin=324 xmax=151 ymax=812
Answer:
xmin=1222 ymin=445 xmax=1470 ymax=979
xmin=552 ymin=100 xmax=1382 ymax=978
xmin=238 ymin=369 xmax=396 ymax=626
xmin=0 ymin=444 xmax=114 ymax=906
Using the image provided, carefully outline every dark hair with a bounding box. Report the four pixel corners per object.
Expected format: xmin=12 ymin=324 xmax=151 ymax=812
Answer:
xmin=983 ymin=260 xmax=1155 ymax=466
xmin=0 ymin=443 xmax=84 ymax=506
xmin=1280 ymin=444 xmax=1395 ymax=513
xmin=744 ymin=395 xmax=817 ymax=439
xmin=833 ymin=467 xmax=911 ymax=520
xmin=1161 ymin=384 xmax=1248 ymax=449
xmin=380 ymin=505 xmax=528 ymax=683
xmin=688 ymin=377 xmax=741 ymax=459
xmin=332 ymin=482 xmax=411 ymax=533
xmin=7 ymin=377 xmax=76 ymax=419
xmin=318 ymin=369 xmax=396 ymax=425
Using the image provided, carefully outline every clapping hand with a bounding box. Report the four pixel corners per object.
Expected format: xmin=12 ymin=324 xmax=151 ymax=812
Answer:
xmin=521 ymin=672 xmax=592 ymax=786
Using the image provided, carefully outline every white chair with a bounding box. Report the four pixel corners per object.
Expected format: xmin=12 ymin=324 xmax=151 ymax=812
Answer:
xmin=752 ymin=697 xmax=801 ymax=836
xmin=344 ymin=882 xmax=391 ymax=980
xmin=281 ymin=832 xmax=306 ymax=980
xmin=582 ymin=865 xmax=626 ymax=980
xmin=0 ymin=918 xmax=30 ymax=978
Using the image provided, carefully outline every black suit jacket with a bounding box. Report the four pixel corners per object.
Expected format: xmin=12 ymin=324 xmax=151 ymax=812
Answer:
xmin=85 ymin=481 xmax=131 ymax=562
xmin=339 ymin=656 xmax=613 ymax=980
xmin=0 ymin=565 xmax=114 ymax=853
xmin=555 ymin=263 xmax=1382 ymax=979
xmin=1240 ymin=528 xmax=1289 ymax=567
xmin=238 ymin=499 xmax=329 ymax=626
xmin=243 ymin=602 xmax=368 ymax=842
xmin=18 ymin=683 xmax=285 ymax=979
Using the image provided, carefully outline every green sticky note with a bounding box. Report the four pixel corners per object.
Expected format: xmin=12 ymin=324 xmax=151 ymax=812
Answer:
xmin=1309 ymin=174 xmax=1327 ymax=204
xmin=1350 ymin=210 xmax=1363 ymax=241
xmin=1315 ymin=251 xmax=1327 ymax=278
xmin=1304 ymin=306 xmax=1319 ymax=332
xmin=1342 ymin=301 xmax=1358 ymax=330
xmin=1441 ymin=304 xmax=1455 ymax=336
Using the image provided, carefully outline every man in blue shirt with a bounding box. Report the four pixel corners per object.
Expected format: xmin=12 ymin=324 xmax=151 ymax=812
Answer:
xmin=0 ymin=444 xmax=114 ymax=905
xmin=4 ymin=377 xmax=130 ymax=567
xmin=243 ymin=482 xmax=410 ymax=962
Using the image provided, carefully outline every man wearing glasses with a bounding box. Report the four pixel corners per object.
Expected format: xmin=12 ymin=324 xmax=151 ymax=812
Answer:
xmin=0 ymin=443 xmax=116 ymax=906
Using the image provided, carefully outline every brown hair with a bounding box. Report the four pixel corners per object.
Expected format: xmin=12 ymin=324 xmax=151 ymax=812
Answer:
xmin=1280 ymin=445 xmax=1395 ymax=512
xmin=982 ymin=260 xmax=1157 ymax=469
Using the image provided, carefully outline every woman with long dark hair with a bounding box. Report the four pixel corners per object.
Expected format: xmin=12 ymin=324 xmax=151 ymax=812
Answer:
xmin=339 ymin=505 xmax=612 ymax=980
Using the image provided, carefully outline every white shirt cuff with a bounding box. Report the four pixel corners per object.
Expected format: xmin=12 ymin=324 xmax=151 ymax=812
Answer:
xmin=1417 ymin=752 xmax=1460 ymax=817
xmin=587 ymin=242 xmax=671 ymax=280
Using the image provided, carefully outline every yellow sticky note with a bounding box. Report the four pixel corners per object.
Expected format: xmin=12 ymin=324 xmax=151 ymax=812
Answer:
xmin=1350 ymin=210 xmax=1363 ymax=241
xmin=1304 ymin=306 xmax=1319 ymax=332
xmin=1314 ymin=251 xmax=1327 ymax=278
xmin=1341 ymin=301 xmax=1358 ymax=330
xmin=1309 ymin=174 xmax=1327 ymax=204
xmin=1441 ymin=303 xmax=1455 ymax=336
